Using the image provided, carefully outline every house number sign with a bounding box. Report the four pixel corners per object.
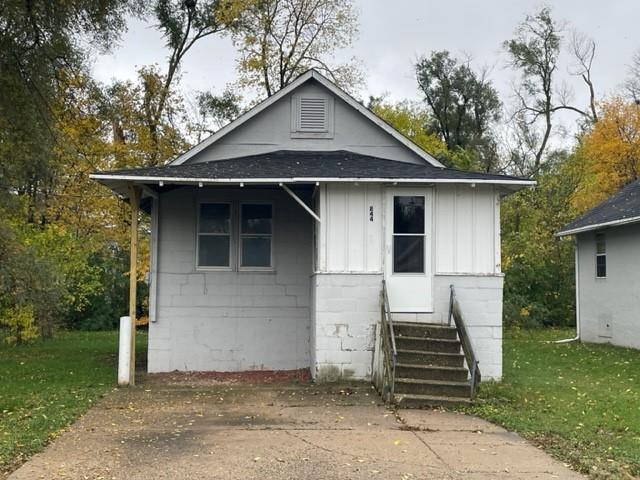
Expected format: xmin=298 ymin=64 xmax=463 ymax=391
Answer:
xmin=369 ymin=206 xmax=374 ymax=221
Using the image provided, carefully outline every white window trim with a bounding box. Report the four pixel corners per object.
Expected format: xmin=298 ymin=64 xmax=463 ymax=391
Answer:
xmin=196 ymin=202 xmax=233 ymax=271
xmin=196 ymin=201 xmax=275 ymax=272
xmin=595 ymin=232 xmax=606 ymax=279
xmin=290 ymin=93 xmax=334 ymax=139
xmin=239 ymin=202 xmax=275 ymax=272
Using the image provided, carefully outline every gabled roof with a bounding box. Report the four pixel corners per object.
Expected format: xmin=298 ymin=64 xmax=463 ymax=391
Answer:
xmin=557 ymin=180 xmax=640 ymax=236
xmin=169 ymin=69 xmax=445 ymax=168
xmin=91 ymin=150 xmax=534 ymax=193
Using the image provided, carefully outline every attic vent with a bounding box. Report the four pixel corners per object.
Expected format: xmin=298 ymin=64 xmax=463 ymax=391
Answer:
xmin=299 ymin=97 xmax=328 ymax=131
xmin=291 ymin=94 xmax=334 ymax=138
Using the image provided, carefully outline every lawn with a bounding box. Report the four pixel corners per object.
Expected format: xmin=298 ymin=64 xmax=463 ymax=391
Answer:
xmin=0 ymin=330 xmax=147 ymax=475
xmin=468 ymin=328 xmax=640 ymax=479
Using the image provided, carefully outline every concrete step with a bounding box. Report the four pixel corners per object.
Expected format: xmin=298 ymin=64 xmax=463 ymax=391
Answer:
xmin=393 ymin=322 xmax=458 ymax=340
xmin=396 ymin=349 xmax=465 ymax=368
xmin=395 ymin=378 xmax=471 ymax=397
xmin=395 ymin=393 xmax=472 ymax=409
xmin=395 ymin=336 xmax=461 ymax=354
xmin=395 ymin=363 xmax=469 ymax=382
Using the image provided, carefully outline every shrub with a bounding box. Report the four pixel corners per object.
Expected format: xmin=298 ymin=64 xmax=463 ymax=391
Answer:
xmin=0 ymin=305 xmax=39 ymax=345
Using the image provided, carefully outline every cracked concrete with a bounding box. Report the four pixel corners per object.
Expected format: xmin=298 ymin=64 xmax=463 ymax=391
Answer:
xmin=7 ymin=378 xmax=584 ymax=480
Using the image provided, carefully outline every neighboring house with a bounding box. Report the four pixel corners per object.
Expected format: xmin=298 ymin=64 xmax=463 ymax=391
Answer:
xmin=92 ymin=70 xmax=533 ymax=403
xmin=558 ymin=180 xmax=640 ymax=350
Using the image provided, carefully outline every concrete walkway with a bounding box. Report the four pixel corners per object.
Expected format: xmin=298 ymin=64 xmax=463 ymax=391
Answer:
xmin=8 ymin=377 xmax=584 ymax=479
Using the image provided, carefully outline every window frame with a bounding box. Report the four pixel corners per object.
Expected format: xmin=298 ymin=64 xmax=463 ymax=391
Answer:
xmin=595 ymin=232 xmax=607 ymax=279
xmin=238 ymin=202 xmax=274 ymax=271
xmin=195 ymin=201 xmax=275 ymax=272
xmin=196 ymin=202 xmax=233 ymax=271
xmin=392 ymin=195 xmax=426 ymax=274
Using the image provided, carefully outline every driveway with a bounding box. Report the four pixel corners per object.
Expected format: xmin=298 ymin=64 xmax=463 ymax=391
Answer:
xmin=9 ymin=376 xmax=584 ymax=479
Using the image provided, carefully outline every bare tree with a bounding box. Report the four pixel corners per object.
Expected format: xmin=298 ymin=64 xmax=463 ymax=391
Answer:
xmin=569 ymin=31 xmax=598 ymax=122
xmin=626 ymin=49 xmax=640 ymax=104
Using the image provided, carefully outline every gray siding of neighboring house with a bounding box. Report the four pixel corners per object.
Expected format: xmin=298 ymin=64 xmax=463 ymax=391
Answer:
xmin=577 ymin=223 xmax=640 ymax=349
xmin=186 ymin=81 xmax=426 ymax=165
xmin=148 ymin=186 xmax=313 ymax=372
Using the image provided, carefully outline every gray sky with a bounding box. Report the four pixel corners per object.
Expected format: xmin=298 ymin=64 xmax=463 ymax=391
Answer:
xmin=93 ymin=1 xmax=639 ymax=118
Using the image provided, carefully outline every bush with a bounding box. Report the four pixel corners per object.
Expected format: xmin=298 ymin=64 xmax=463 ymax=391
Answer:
xmin=0 ymin=305 xmax=39 ymax=344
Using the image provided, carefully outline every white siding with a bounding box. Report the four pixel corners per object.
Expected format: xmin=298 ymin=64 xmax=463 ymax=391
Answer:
xmin=320 ymin=183 xmax=382 ymax=273
xmin=435 ymin=185 xmax=499 ymax=274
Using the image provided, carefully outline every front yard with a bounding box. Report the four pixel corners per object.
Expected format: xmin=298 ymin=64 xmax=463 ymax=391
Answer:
xmin=0 ymin=331 xmax=147 ymax=476
xmin=469 ymin=328 xmax=640 ymax=479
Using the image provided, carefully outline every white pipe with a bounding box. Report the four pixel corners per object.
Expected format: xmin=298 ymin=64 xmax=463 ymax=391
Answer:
xmin=556 ymin=239 xmax=580 ymax=343
xmin=118 ymin=316 xmax=132 ymax=385
xmin=280 ymin=183 xmax=322 ymax=223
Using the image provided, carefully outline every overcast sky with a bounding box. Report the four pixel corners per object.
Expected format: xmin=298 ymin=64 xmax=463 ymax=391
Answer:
xmin=92 ymin=1 xmax=639 ymax=117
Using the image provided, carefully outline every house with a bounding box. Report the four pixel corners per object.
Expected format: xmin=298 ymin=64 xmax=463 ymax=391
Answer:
xmin=558 ymin=180 xmax=640 ymax=350
xmin=92 ymin=70 xmax=533 ymax=404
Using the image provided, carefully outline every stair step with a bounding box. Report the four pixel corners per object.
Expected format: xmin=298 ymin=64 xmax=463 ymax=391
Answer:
xmin=393 ymin=322 xmax=458 ymax=340
xmin=395 ymin=393 xmax=472 ymax=409
xmin=395 ymin=336 xmax=461 ymax=354
xmin=395 ymin=363 xmax=469 ymax=382
xmin=396 ymin=349 xmax=465 ymax=368
xmin=395 ymin=378 xmax=471 ymax=397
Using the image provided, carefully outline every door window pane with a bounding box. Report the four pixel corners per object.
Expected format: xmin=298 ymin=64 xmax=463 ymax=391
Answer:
xmin=394 ymin=236 xmax=424 ymax=273
xmin=241 ymin=204 xmax=272 ymax=234
xmin=394 ymin=196 xmax=425 ymax=234
xmin=199 ymin=204 xmax=230 ymax=233
xmin=198 ymin=236 xmax=230 ymax=267
xmin=241 ymin=237 xmax=271 ymax=267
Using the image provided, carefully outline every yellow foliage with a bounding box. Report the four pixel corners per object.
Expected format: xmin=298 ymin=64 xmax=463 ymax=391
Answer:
xmin=0 ymin=305 xmax=39 ymax=345
xmin=570 ymin=98 xmax=640 ymax=213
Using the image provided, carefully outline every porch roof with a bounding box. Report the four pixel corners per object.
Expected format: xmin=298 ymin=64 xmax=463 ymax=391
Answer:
xmin=90 ymin=150 xmax=534 ymax=197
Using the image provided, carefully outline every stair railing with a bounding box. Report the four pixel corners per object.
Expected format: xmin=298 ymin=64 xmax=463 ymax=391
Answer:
xmin=379 ymin=280 xmax=397 ymax=403
xmin=448 ymin=284 xmax=481 ymax=400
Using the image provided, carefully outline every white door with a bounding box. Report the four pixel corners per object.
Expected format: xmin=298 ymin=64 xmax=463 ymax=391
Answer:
xmin=384 ymin=188 xmax=433 ymax=312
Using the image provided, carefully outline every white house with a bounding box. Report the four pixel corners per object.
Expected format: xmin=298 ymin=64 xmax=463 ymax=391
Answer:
xmin=558 ymin=180 xmax=640 ymax=350
xmin=92 ymin=70 xmax=533 ymax=406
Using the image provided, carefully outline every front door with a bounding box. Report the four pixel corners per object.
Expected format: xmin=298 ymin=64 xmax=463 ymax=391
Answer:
xmin=384 ymin=188 xmax=433 ymax=312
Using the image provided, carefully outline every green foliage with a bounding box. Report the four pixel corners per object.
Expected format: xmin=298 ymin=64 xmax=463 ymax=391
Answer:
xmin=467 ymin=328 xmax=640 ymax=478
xmin=415 ymin=50 xmax=501 ymax=171
xmin=0 ymin=305 xmax=39 ymax=345
xmin=501 ymin=154 xmax=579 ymax=327
xmin=0 ymin=331 xmax=147 ymax=473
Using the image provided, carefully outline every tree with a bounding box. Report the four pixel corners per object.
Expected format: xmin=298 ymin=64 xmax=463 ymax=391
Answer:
xmin=415 ymin=51 xmax=501 ymax=172
xmin=188 ymin=88 xmax=243 ymax=142
xmin=504 ymin=7 xmax=596 ymax=173
xmin=229 ymin=0 xmax=361 ymax=97
xmin=626 ymin=49 xmax=640 ymax=104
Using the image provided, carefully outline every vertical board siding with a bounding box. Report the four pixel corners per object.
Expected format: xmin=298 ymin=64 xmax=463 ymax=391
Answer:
xmin=321 ymin=183 xmax=383 ymax=272
xmin=435 ymin=185 xmax=498 ymax=275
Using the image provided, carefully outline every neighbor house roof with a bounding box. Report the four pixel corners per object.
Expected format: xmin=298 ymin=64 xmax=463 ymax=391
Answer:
xmin=90 ymin=150 xmax=534 ymax=195
xmin=168 ymin=69 xmax=445 ymax=168
xmin=557 ymin=180 xmax=640 ymax=236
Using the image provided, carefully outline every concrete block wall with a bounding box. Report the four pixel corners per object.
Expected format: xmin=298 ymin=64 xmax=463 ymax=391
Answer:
xmin=148 ymin=186 xmax=313 ymax=373
xmin=312 ymin=273 xmax=383 ymax=380
xmin=433 ymin=274 xmax=504 ymax=380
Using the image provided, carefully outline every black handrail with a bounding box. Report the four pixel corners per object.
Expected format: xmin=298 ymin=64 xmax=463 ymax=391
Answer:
xmin=448 ymin=284 xmax=481 ymax=399
xmin=380 ymin=280 xmax=397 ymax=402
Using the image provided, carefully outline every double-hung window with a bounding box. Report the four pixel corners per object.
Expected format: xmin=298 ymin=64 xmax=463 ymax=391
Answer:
xmin=595 ymin=232 xmax=606 ymax=278
xmin=197 ymin=202 xmax=273 ymax=270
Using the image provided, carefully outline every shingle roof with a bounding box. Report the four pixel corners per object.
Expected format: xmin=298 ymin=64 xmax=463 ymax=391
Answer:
xmin=558 ymin=180 xmax=640 ymax=236
xmin=92 ymin=150 xmax=531 ymax=184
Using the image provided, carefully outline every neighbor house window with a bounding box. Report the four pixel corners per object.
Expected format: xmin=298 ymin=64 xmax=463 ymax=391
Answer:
xmin=240 ymin=204 xmax=272 ymax=268
xmin=198 ymin=203 xmax=231 ymax=267
xmin=595 ymin=232 xmax=606 ymax=278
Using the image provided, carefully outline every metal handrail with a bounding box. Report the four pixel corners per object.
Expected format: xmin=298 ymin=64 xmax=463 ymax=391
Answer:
xmin=448 ymin=284 xmax=482 ymax=400
xmin=380 ymin=280 xmax=398 ymax=402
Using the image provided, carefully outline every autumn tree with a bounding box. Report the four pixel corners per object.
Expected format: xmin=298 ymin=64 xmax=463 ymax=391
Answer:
xmin=229 ymin=0 xmax=361 ymax=97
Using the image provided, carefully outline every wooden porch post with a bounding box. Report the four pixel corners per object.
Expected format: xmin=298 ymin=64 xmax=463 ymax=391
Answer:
xmin=128 ymin=185 xmax=141 ymax=385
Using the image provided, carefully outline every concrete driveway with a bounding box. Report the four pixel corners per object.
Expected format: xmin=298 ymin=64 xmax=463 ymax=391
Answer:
xmin=9 ymin=376 xmax=584 ymax=480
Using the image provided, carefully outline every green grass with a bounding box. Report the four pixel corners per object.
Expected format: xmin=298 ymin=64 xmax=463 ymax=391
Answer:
xmin=467 ymin=328 xmax=640 ymax=479
xmin=0 ymin=330 xmax=147 ymax=474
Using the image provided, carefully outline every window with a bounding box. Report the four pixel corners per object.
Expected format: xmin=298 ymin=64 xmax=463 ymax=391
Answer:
xmin=197 ymin=202 xmax=273 ymax=270
xmin=595 ymin=232 xmax=606 ymax=278
xmin=240 ymin=204 xmax=272 ymax=268
xmin=393 ymin=196 xmax=425 ymax=273
xmin=198 ymin=203 xmax=231 ymax=267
